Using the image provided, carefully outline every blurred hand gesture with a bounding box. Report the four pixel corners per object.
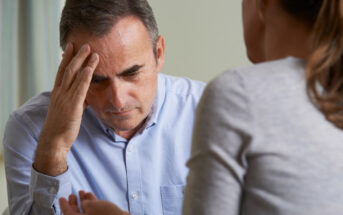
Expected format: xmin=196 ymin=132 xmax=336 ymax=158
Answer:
xmin=60 ymin=191 xmax=130 ymax=215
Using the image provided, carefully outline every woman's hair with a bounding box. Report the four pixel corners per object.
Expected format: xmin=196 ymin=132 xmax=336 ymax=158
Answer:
xmin=281 ymin=0 xmax=343 ymax=129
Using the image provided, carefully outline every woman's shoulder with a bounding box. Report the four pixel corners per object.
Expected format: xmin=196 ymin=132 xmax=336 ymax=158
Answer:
xmin=208 ymin=57 xmax=305 ymax=95
xmin=226 ymin=56 xmax=304 ymax=82
xmin=200 ymin=56 xmax=307 ymax=116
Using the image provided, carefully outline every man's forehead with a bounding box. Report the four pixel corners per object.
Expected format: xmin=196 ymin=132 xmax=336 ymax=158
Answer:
xmin=66 ymin=16 xmax=155 ymax=75
xmin=66 ymin=16 xmax=152 ymax=52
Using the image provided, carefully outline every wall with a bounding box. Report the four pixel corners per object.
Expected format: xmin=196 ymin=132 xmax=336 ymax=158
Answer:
xmin=149 ymin=0 xmax=250 ymax=82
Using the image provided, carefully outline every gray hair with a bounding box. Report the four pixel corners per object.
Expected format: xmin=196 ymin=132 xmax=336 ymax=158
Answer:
xmin=60 ymin=0 xmax=159 ymax=57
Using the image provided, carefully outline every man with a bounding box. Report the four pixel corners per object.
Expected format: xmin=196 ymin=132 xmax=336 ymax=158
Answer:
xmin=3 ymin=0 xmax=205 ymax=214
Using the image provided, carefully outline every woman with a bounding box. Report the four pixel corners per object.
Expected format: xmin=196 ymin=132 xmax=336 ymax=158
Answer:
xmin=183 ymin=0 xmax=343 ymax=214
xmin=61 ymin=0 xmax=343 ymax=214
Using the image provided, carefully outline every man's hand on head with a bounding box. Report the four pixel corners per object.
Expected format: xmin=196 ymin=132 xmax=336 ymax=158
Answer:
xmin=33 ymin=43 xmax=99 ymax=176
xmin=59 ymin=191 xmax=130 ymax=215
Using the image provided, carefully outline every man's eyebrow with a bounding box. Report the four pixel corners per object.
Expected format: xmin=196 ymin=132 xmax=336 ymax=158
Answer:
xmin=118 ymin=64 xmax=144 ymax=76
xmin=91 ymin=64 xmax=145 ymax=80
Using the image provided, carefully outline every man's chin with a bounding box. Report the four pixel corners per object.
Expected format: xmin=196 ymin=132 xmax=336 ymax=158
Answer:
xmin=106 ymin=120 xmax=141 ymax=132
xmin=109 ymin=122 xmax=144 ymax=139
xmin=101 ymin=114 xmax=148 ymax=135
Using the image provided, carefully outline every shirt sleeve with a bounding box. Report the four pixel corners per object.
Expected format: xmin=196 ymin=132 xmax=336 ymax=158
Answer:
xmin=182 ymin=70 xmax=253 ymax=215
xmin=3 ymin=112 xmax=72 ymax=215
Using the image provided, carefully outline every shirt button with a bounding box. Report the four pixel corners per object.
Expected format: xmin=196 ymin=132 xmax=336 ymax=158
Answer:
xmin=128 ymin=145 xmax=134 ymax=152
xmin=132 ymin=192 xmax=139 ymax=200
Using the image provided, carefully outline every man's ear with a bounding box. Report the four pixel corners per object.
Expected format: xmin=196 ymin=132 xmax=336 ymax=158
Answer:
xmin=155 ymin=35 xmax=165 ymax=71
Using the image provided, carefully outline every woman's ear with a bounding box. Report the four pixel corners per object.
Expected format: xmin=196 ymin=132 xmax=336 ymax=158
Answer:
xmin=257 ymin=0 xmax=267 ymax=22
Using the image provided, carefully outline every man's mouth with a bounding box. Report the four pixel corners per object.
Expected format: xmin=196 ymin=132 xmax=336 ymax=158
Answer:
xmin=107 ymin=110 xmax=133 ymax=117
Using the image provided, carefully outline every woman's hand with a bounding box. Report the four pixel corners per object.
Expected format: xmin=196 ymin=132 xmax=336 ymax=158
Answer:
xmin=59 ymin=191 xmax=130 ymax=215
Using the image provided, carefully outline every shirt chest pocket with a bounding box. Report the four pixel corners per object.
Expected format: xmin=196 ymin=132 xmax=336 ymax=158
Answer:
xmin=160 ymin=185 xmax=185 ymax=215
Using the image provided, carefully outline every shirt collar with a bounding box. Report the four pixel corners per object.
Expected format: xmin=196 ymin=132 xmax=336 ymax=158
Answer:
xmin=145 ymin=74 xmax=165 ymax=128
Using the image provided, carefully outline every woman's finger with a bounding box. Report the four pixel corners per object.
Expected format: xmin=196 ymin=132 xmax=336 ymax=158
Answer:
xmin=79 ymin=190 xmax=86 ymax=201
xmin=68 ymin=194 xmax=78 ymax=207
xmin=85 ymin=192 xmax=97 ymax=200
xmin=59 ymin=197 xmax=80 ymax=214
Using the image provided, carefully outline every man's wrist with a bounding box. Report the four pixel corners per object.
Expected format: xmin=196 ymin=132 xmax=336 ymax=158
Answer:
xmin=33 ymin=141 xmax=68 ymax=176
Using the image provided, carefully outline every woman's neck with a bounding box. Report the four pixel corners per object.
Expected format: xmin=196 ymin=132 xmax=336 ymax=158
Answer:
xmin=263 ymin=5 xmax=313 ymax=61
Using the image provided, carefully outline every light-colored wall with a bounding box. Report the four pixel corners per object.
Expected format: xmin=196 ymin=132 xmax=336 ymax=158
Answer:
xmin=0 ymin=0 xmax=249 ymax=212
xmin=149 ymin=0 xmax=250 ymax=82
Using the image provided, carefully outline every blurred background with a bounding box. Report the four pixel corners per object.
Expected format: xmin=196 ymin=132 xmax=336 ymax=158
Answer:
xmin=0 ymin=0 xmax=249 ymax=212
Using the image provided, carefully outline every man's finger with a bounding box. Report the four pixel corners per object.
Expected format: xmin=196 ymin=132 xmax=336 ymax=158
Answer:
xmin=61 ymin=44 xmax=91 ymax=90
xmin=70 ymin=53 xmax=99 ymax=104
xmin=71 ymin=66 xmax=94 ymax=106
xmin=87 ymin=53 xmax=100 ymax=71
xmin=54 ymin=43 xmax=74 ymax=88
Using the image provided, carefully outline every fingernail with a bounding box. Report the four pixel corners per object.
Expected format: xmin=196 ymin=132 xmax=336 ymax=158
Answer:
xmin=90 ymin=53 xmax=98 ymax=63
xmin=81 ymin=44 xmax=89 ymax=53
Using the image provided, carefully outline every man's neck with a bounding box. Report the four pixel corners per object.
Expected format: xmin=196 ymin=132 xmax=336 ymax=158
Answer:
xmin=114 ymin=118 xmax=147 ymax=140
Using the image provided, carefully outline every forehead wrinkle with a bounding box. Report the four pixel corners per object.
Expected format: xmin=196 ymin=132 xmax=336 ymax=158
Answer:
xmin=84 ymin=16 xmax=154 ymax=77
xmin=90 ymin=38 xmax=122 ymax=77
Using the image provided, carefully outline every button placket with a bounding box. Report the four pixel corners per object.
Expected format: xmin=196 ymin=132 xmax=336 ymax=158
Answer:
xmin=125 ymin=140 xmax=143 ymax=214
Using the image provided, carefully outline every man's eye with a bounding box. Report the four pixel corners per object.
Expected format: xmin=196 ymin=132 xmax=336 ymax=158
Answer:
xmin=125 ymin=71 xmax=139 ymax=77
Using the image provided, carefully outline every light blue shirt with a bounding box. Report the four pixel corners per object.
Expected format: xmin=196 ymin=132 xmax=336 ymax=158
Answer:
xmin=3 ymin=74 xmax=205 ymax=215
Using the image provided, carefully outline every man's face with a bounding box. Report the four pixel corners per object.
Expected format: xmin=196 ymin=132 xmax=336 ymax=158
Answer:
xmin=67 ymin=16 xmax=165 ymax=138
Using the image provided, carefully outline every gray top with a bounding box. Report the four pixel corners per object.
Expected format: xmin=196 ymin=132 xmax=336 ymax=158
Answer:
xmin=183 ymin=57 xmax=343 ymax=215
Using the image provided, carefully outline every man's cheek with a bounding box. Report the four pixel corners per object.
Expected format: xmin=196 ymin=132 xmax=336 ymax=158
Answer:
xmin=85 ymin=94 xmax=98 ymax=109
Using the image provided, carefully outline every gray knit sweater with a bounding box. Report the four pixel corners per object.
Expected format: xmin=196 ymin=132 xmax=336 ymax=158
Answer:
xmin=183 ymin=57 xmax=343 ymax=215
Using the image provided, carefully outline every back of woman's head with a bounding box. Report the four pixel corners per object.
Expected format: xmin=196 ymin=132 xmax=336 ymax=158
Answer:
xmin=279 ymin=0 xmax=323 ymax=24
xmin=280 ymin=0 xmax=343 ymax=129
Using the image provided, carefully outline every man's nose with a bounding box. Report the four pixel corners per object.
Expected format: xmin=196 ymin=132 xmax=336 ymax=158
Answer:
xmin=108 ymin=81 xmax=126 ymax=109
